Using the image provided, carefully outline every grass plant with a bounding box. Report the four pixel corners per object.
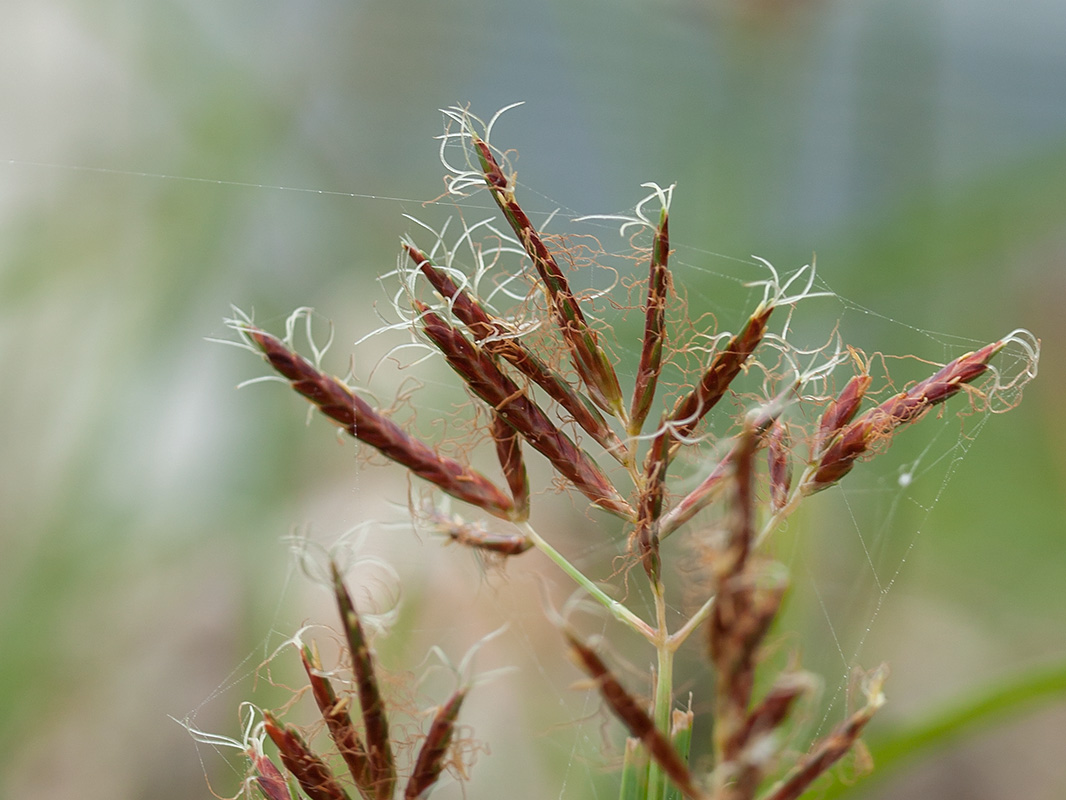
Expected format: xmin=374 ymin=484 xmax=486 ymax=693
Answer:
xmin=209 ymin=105 xmax=1039 ymax=800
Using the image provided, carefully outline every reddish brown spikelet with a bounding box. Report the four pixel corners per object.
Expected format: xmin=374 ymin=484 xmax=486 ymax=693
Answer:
xmin=632 ymin=519 xmax=661 ymax=585
xmin=660 ymin=402 xmax=783 ymax=538
xmin=807 ymin=340 xmax=1003 ymax=493
xmin=417 ymin=303 xmax=633 ymax=519
xmin=403 ymin=243 xmax=496 ymax=341
xmin=709 ymin=575 xmax=787 ymax=769
xmin=471 ymin=134 xmax=624 ymax=415
xmin=629 ymin=205 xmax=671 ymax=436
xmin=816 ymin=373 xmax=871 ymax=453
xmin=404 ymin=688 xmax=468 ymax=800
xmin=492 ymin=413 xmax=530 ymax=521
xmin=726 ymin=673 xmax=811 ymax=766
xmin=565 ymin=631 xmax=705 ymax=800
xmin=404 ymin=244 xmax=626 ymax=460
xmin=331 ymin=564 xmax=396 ymax=800
xmin=767 ymin=421 xmax=792 ymax=513
xmin=249 ymin=751 xmax=295 ymax=800
xmin=247 ymin=327 xmax=515 ymax=520
xmin=633 ymin=426 xmax=670 ymax=582
xmin=448 ymin=524 xmax=532 ymax=556
xmin=668 ymin=305 xmax=774 ymax=447
xmin=263 ymin=712 xmax=351 ymax=800
xmin=659 ymin=453 xmax=732 ymax=538
xmin=426 ymin=506 xmax=533 ymax=556
xmin=723 ymin=425 xmax=758 ymax=578
xmin=707 ymin=428 xmax=789 ymax=773
xmin=300 ymin=646 xmax=372 ymax=793
xmin=761 ymin=673 xmax=885 ymax=800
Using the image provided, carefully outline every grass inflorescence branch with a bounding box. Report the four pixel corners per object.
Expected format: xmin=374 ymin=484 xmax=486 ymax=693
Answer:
xmin=218 ymin=104 xmax=1040 ymax=800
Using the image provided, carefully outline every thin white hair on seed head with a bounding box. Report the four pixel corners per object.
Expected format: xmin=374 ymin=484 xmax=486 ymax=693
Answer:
xmin=262 ymin=624 xmax=324 ymax=669
xmin=415 ymin=624 xmax=515 ymax=692
xmin=399 ymin=218 xmax=546 ymax=354
xmin=211 ymin=305 xmax=262 ymax=353
xmin=437 ymin=103 xmax=524 ymax=196
xmin=688 ymin=329 xmax=738 ymax=361
xmin=574 ymin=181 xmax=676 ymax=239
xmin=438 ymin=212 xmax=529 ymax=306
xmin=454 ymin=217 xmax=530 ymax=305
xmin=976 ymin=328 xmax=1041 ymax=413
xmin=284 ymin=523 xmax=404 ymax=635
xmin=287 ymin=525 xmax=360 ymax=587
xmin=436 ymin=106 xmax=483 ymax=188
xmin=482 ymin=102 xmax=526 ymax=142
xmin=175 ymin=700 xmax=266 ymax=755
xmin=764 ymin=329 xmax=848 ymax=397
xmin=398 ymin=212 xmax=532 ymax=319
xmin=325 ymin=544 xmax=404 ymax=635
xmin=747 ymin=257 xmax=834 ymax=312
xmin=215 ymin=307 xmax=291 ymax=390
xmin=653 ymin=415 xmax=719 ymax=448
xmin=280 ymin=307 xmax=334 ymax=370
xmin=997 ymin=328 xmax=1041 ymax=386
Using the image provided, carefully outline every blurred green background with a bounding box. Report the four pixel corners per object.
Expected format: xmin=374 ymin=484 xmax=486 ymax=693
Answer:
xmin=1 ymin=1 xmax=1064 ymax=798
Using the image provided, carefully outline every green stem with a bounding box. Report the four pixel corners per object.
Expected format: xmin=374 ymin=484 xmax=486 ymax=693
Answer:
xmin=645 ymin=583 xmax=673 ymax=800
xmin=521 ymin=522 xmax=653 ymax=640
xmin=669 ymin=594 xmax=716 ymax=651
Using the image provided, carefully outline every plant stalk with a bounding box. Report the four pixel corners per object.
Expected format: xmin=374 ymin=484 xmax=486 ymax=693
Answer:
xmin=646 ymin=583 xmax=674 ymax=800
xmin=521 ymin=522 xmax=653 ymax=640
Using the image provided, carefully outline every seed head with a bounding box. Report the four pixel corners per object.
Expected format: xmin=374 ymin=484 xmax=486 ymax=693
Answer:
xmin=244 ymin=326 xmax=516 ymax=520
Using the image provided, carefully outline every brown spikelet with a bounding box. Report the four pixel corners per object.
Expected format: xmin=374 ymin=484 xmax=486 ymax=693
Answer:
xmin=429 ymin=508 xmax=533 ymax=556
xmin=331 ymin=564 xmax=395 ymax=800
xmin=492 ymin=412 xmax=530 ymax=521
xmin=659 ymin=454 xmax=731 ymax=539
xmin=450 ymin=526 xmax=532 ymax=556
xmin=263 ymin=712 xmax=352 ymax=800
xmin=565 ymin=631 xmax=705 ymax=800
xmin=633 ymin=425 xmax=670 ymax=582
xmin=709 ymin=570 xmax=788 ymax=774
xmin=417 ymin=303 xmax=633 ymax=519
xmin=404 ymin=689 xmax=468 ymax=800
xmin=471 ymin=133 xmax=624 ymax=416
xmin=628 ymin=205 xmax=671 ymax=436
xmin=734 ymin=672 xmax=812 ymax=757
xmin=723 ymin=424 xmax=757 ymax=577
xmin=300 ymin=645 xmax=372 ymax=794
xmin=632 ymin=519 xmax=661 ymax=585
xmin=404 ymin=243 xmax=627 ymax=461
xmin=668 ymin=305 xmax=773 ymax=448
xmin=707 ymin=425 xmax=788 ymax=775
xmin=660 ymin=402 xmax=784 ymax=538
xmin=815 ymin=373 xmax=871 ymax=454
xmin=806 ymin=340 xmax=1004 ymax=494
xmin=767 ymin=420 xmax=792 ymax=513
xmin=249 ymin=750 xmax=295 ymax=800
xmin=761 ymin=668 xmax=886 ymax=800
xmin=246 ymin=327 xmax=515 ymax=520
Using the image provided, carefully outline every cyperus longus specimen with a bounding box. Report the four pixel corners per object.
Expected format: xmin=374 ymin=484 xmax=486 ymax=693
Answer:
xmin=223 ymin=105 xmax=1040 ymax=800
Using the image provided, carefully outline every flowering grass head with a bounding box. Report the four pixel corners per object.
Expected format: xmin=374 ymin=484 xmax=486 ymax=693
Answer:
xmin=215 ymin=105 xmax=1040 ymax=800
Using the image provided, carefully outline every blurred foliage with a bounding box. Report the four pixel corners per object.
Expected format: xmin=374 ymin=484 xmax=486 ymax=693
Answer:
xmin=1 ymin=1 xmax=1064 ymax=798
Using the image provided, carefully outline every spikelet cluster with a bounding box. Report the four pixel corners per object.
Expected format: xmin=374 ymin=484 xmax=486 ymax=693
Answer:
xmin=222 ymin=105 xmax=1039 ymax=800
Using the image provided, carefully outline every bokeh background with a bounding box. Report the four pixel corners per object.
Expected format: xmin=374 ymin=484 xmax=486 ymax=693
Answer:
xmin=1 ymin=1 xmax=1064 ymax=798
